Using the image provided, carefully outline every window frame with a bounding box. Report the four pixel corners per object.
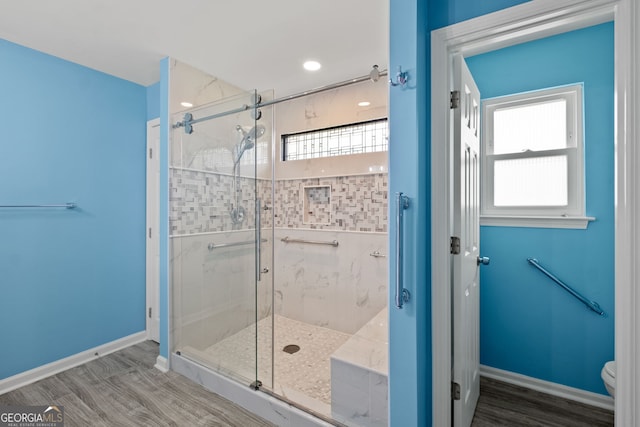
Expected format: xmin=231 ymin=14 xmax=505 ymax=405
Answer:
xmin=281 ymin=118 xmax=388 ymax=161
xmin=480 ymin=84 xmax=593 ymax=228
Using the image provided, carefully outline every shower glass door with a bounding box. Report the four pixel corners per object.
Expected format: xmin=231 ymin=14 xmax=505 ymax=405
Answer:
xmin=171 ymin=90 xmax=271 ymax=387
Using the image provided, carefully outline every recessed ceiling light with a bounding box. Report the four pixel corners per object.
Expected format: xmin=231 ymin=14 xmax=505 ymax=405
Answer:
xmin=303 ymin=60 xmax=322 ymax=71
xmin=180 ymin=101 xmax=193 ymax=108
xmin=358 ymin=101 xmax=371 ymax=107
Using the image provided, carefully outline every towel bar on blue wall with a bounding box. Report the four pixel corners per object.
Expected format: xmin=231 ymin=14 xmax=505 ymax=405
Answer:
xmin=0 ymin=203 xmax=76 ymax=209
xmin=527 ymin=258 xmax=606 ymax=317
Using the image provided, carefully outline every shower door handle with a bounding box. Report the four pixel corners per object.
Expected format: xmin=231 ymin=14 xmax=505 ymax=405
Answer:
xmin=395 ymin=192 xmax=411 ymax=309
xmin=256 ymin=198 xmax=262 ymax=282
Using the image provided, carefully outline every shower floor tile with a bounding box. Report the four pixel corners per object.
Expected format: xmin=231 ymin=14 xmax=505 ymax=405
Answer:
xmin=193 ymin=315 xmax=350 ymax=415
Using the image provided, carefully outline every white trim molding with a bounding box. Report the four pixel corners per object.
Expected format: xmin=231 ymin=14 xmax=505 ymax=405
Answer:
xmin=480 ymin=365 xmax=614 ymax=411
xmin=480 ymin=215 xmax=595 ymax=229
xmin=614 ymin=0 xmax=640 ymax=425
xmin=154 ymin=355 xmax=169 ymax=373
xmin=147 ymin=117 xmax=161 ymax=343
xmin=481 ymin=84 xmax=586 ymax=219
xmin=0 ymin=331 xmax=147 ymax=395
xmin=431 ymin=1 xmax=636 ymax=426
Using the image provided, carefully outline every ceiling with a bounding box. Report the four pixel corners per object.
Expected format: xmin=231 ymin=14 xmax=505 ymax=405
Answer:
xmin=0 ymin=1 xmax=389 ymax=96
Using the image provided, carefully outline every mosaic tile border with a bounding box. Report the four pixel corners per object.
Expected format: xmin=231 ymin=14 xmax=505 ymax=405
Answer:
xmin=170 ymin=167 xmax=387 ymax=235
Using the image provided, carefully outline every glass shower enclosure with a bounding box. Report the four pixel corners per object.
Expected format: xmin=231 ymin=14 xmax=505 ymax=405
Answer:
xmin=170 ymin=90 xmax=274 ymax=390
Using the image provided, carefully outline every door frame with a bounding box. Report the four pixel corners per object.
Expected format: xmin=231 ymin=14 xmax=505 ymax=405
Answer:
xmin=146 ymin=118 xmax=161 ymax=342
xmin=430 ymin=1 xmax=639 ymax=426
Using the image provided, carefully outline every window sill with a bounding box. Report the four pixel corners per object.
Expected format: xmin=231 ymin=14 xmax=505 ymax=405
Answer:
xmin=480 ymin=215 xmax=595 ymax=229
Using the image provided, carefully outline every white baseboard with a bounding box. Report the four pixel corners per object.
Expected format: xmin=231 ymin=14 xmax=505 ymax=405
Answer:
xmin=154 ymin=355 xmax=169 ymax=373
xmin=480 ymin=365 xmax=614 ymax=411
xmin=0 ymin=331 xmax=147 ymax=395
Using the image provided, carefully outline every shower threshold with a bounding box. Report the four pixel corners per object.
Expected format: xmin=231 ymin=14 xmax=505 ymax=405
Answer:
xmin=171 ymin=352 xmax=337 ymax=427
xmin=178 ymin=315 xmax=350 ymax=419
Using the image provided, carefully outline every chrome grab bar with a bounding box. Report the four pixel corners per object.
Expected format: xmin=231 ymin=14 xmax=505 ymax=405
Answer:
xmin=0 ymin=203 xmax=76 ymax=209
xmin=370 ymin=251 xmax=386 ymax=258
xmin=527 ymin=258 xmax=606 ymax=317
xmin=208 ymin=239 xmax=267 ymax=251
xmin=280 ymin=236 xmax=338 ymax=247
xmin=395 ymin=192 xmax=411 ymax=309
xmin=256 ymin=199 xmax=262 ymax=282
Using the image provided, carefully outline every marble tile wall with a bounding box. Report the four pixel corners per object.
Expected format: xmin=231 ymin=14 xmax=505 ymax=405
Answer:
xmin=169 ymin=78 xmax=274 ymax=182
xmin=170 ymin=170 xmax=387 ymax=234
xmin=275 ymin=174 xmax=387 ymax=232
xmin=274 ymin=228 xmax=387 ymax=335
xmin=331 ymin=308 xmax=388 ymax=427
xmin=275 ymin=79 xmax=388 ymax=180
xmin=169 ymin=59 xmax=245 ymax=118
xmin=170 ymin=169 xmax=388 ymax=336
xmin=303 ymin=186 xmax=331 ymax=225
xmin=331 ymin=362 xmax=388 ymax=427
xmin=171 ymin=230 xmax=273 ymax=351
xmin=170 ymin=168 xmax=272 ymax=235
xmin=171 ymin=226 xmax=387 ymax=346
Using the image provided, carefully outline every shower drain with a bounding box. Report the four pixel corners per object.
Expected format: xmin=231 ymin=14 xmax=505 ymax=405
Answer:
xmin=283 ymin=344 xmax=300 ymax=354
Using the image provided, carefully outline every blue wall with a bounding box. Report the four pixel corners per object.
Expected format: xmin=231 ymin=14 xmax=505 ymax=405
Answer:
xmin=388 ymin=0 xmax=571 ymax=424
xmin=387 ymin=2 xmax=537 ymax=425
xmin=146 ymin=82 xmax=160 ymax=120
xmin=0 ymin=39 xmax=147 ymax=379
xmin=388 ymin=0 xmax=430 ymax=425
xmin=466 ymin=22 xmax=614 ymax=394
xmin=428 ymin=0 xmax=531 ymax=30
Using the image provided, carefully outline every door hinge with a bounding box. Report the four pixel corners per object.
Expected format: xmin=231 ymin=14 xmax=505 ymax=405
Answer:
xmin=450 ymin=90 xmax=460 ymax=109
xmin=148 ymin=227 xmax=152 ymax=239
xmin=149 ymin=148 xmax=153 ymax=159
xmin=452 ymin=381 xmax=461 ymax=400
xmin=148 ymin=307 xmax=152 ymax=318
xmin=450 ymin=236 xmax=461 ymax=255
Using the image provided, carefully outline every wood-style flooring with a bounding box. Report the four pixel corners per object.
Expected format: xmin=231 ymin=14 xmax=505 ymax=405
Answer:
xmin=0 ymin=341 xmax=275 ymax=427
xmin=472 ymin=376 xmax=614 ymax=427
xmin=1 ymin=341 xmax=615 ymax=427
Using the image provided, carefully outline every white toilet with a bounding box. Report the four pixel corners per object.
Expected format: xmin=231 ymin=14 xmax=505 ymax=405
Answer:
xmin=601 ymin=361 xmax=616 ymax=398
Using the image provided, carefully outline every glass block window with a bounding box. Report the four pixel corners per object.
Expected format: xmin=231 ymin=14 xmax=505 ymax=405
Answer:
xmin=482 ymin=84 xmax=585 ymax=218
xmin=282 ymin=118 xmax=388 ymax=161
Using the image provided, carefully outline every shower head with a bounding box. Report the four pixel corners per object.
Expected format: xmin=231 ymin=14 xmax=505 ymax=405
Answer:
xmin=234 ymin=124 xmax=266 ymax=164
xmin=244 ymin=124 xmax=266 ymax=147
xmin=237 ymin=124 xmax=265 ymax=149
xmin=242 ymin=140 xmax=255 ymax=150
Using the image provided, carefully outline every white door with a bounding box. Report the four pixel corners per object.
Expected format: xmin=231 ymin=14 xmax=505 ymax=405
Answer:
xmin=452 ymin=55 xmax=481 ymax=427
xmin=146 ymin=118 xmax=160 ymax=343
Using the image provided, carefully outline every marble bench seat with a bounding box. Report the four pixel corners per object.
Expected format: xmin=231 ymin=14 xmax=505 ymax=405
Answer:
xmin=330 ymin=307 xmax=388 ymax=427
